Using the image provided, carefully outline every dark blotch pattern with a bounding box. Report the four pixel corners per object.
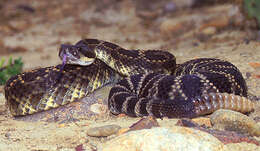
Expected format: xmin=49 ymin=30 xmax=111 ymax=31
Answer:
xmin=108 ymin=58 xmax=248 ymax=118
xmin=4 ymin=39 xmax=251 ymax=119
xmin=5 ymin=59 xmax=120 ymax=116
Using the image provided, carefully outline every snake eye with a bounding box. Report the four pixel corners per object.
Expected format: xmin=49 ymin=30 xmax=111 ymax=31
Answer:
xmin=68 ymin=48 xmax=80 ymax=59
xmin=72 ymin=51 xmax=77 ymax=56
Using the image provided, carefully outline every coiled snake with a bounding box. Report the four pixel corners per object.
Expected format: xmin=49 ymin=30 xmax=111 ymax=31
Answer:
xmin=4 ymin=39 xmax=256 ymax=118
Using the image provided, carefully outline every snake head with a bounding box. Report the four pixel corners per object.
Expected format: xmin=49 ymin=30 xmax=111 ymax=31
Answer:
xmin=59 ymin=43 xmax=96 ymax=66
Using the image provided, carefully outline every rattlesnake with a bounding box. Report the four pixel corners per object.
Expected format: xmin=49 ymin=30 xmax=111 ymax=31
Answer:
xmin=4 ymin=39 xmax=255 ymax=118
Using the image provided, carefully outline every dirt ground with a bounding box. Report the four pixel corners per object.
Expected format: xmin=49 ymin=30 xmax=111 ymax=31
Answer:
xmin=0 ymin=0 xmax=260 ymax=150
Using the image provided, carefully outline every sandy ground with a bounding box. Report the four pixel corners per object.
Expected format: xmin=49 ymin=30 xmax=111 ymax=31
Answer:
xmin=0 ymin=0 xmax=260 ymax=150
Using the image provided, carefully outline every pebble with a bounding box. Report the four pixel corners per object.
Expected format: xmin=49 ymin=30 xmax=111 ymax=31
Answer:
xmin=129 ymin=116 xmax=159 ymax=131
xmin=192 ymin=117 xmax=212 ymax=127
xmin=201 ymin=27 xmax=217 ymax=35
xmin=9 ymin=20 xmax=31 ymax=32
xmin=117 ymin=116 xmax=160 ymax=135
xmin=176 ymin=119 xmax=259 ymax=145
xmin=101 ymin=127 xmax=224 ymax=151
xmin=86 ymin=124 xmax=121 ymax=137
xmin=89 ymin=103 xmax=107 ymax=114
xmin=199 ymin=16 xmax=229 ymax=31
xmin=210 ymin=109 xmax=260 ymax=136
xmin=159 ymin=19 xmax=187 ymax=34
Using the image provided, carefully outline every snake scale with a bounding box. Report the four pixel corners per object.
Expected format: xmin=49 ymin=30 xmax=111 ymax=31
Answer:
xmin=4 ymin=39 xmax=255 ymax=118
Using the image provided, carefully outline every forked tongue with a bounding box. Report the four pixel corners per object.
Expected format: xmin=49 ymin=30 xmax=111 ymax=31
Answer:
xmin=61 ymin=54 xmax=67 ymax=70
xmin=54 ymin=54 xmax=67 ymax=84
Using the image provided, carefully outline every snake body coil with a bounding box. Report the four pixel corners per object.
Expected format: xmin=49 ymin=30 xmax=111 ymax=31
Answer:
xmin=108 ymin=58 xmax=253 ymax=118
xmin=4 ymin=39 xmax=256 ymax=118
xmin=5 ymin=59 xmax=119 ymax=116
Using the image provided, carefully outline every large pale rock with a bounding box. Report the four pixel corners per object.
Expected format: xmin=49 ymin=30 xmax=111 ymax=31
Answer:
xmin=101 ymin=127 xmax=224 ymax=151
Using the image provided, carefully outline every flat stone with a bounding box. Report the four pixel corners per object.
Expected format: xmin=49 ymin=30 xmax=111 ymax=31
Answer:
xmin=87 ymin=124 xmax=121 ymax=137
xmin=210 ymin=109 xmax=260 ymax=136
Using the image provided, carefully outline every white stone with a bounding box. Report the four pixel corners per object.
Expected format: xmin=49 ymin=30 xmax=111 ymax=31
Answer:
xmin=101 ymin=127 xmax=224 ymax=151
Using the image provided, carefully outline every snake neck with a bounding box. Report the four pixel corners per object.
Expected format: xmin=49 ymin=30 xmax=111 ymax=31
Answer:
xmin=93 ymin=42 xmax=132 ymax=76
xmin=70 ymin=39 xmax=176 ymax=76
xmin=93 ymin=41 xmax=177 ymax=76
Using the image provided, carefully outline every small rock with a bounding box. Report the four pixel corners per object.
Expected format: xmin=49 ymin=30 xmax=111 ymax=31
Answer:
xmin=129 ymin=116 xmax=159 ymax=131
xmin=9 ymin=20 xmax=31 ymax=31
xmin=160 ymin=19 xmax=188 ymax=35
xmin=192 ymin=117 xmax=212 ymax=127
xmin=176 ymin=119 xmax=259 ymax=145
xmin=210 ymin=109 xmax=260 ymax=136
xmin=75 ymin=144 xmax=84 ymax=151
xmin=176 ymin=118 xmax=199 ymax=127
xmin=199 ymin=16 xmax=229 ymax=31
xmin=117 ymin=116 xmax=160 ymax=135
xmin=101 ymin=127 xmax=224 ymax=151
xmin=87 ymin=124 xmax=121 ymax=137
xmin=201 ymin=27 xmax=217 ymax=35
xmin=90 ymin=103 xmax=107 ymax=114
